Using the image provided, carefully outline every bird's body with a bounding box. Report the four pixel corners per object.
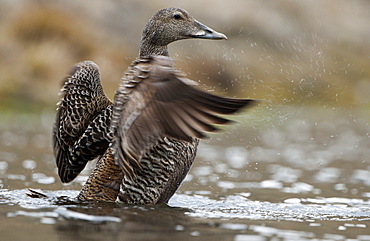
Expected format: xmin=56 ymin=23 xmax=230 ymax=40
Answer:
xmin=53 ymin=8 xmax=256 ymax=205
xmin=78 ymin=134 xmax=199 ymax=204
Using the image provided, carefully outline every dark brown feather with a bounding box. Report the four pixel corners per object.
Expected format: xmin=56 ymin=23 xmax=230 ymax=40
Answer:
xmin=111 ymin=56 xmax=256 ymax=180
xmin=52 ymin=61 xmax=112 ymax=183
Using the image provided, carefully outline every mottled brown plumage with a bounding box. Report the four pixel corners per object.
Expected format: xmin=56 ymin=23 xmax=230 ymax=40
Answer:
xmin=77 ymin=148 xmax=122 ymax=201
xmin=53 ymin=61 xmax=112 ymax=183
xmin=111 ymin=56 xmax=254 ymax=182
xmin=54 ymin=8 xmax=256 ymax=204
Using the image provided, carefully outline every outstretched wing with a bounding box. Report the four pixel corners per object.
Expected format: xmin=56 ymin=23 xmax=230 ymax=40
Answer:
xmin=53 ymin=61 xmax=112 ymax=183
xmin=111 ymin=56 xmax=256 ymax=180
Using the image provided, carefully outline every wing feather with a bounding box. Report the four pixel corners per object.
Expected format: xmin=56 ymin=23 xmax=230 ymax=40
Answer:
xmin=52 ymin=61 xmax=112 ymax=183
xmin=112 ymin=56 xmax=257 ymax=180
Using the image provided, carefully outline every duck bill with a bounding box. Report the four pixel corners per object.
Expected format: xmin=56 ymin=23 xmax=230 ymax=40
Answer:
xmin=191 ymin=21 xmax=228 ymax=40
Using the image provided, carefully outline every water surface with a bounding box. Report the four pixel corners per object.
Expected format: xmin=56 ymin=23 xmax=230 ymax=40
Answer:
xmin=0 ymin=105 xmax=369 ymax=240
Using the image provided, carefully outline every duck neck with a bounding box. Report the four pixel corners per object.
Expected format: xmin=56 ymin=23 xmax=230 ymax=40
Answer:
xmin=139 ymin=38 xmax=169 ymax=58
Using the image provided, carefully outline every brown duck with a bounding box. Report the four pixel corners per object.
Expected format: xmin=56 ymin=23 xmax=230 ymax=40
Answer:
xmin=53 ymin=8 xmax=256 ymax=205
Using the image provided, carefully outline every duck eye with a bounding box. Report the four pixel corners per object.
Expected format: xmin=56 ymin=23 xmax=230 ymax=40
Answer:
xmin=173 ymin=13 xmax=182 ymax=20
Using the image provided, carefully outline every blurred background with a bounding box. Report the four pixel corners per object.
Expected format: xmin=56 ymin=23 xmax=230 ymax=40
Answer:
xmin=0 ymin=0 xmax=369 ymax=114
xmin=1 ymin=2 xmax=370 ymax=239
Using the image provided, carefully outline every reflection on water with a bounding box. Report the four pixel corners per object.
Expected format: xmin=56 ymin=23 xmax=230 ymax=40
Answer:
xmin=0 ymin=106 xmax=369 ymax=240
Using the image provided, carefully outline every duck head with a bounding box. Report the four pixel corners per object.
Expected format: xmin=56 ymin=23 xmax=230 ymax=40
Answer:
xmin=140 ymin=8 xmax=227 ymax=57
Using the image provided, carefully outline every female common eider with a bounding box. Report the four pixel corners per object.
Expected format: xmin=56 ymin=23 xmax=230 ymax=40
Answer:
xmin=53 ymin=8 xmax=256 ymax=204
